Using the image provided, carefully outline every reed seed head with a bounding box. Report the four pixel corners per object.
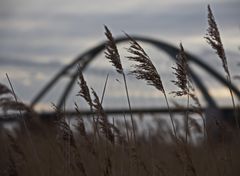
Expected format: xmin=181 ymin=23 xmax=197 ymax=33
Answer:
xmin=104 ymin=25 xmax=123 ymax=74
xmin=125 ymin=33 xmax=164 ymax=92
xmin=77 ymin=68 xmax=93 ymax=109
xmin=171 ymin=43 xmax=189 ymax=96
xmin=91 ymin=88 xmax=115 ymax=144
xmin=205 ymin=5 xmax=229 ymax=76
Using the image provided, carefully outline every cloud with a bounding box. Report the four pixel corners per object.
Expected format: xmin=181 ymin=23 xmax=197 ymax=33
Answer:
xmin=1 ymin=1 xmax=239 ymax=40
xmin=0 ymin=0 xmax=239 ymax=107
xmin=1 ymin=0 xmax=239 ymax=62
xmin=0 ymin=57 xmax=63 ymax=67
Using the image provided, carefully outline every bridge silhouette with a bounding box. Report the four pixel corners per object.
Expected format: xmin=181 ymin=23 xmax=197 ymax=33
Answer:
xmin=1 ymin=36 xmax=240 ymax=124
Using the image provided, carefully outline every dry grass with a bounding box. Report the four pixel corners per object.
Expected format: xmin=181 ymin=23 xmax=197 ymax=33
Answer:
xmin=125 ymin=31 xmax=177 ymax=139
xmin=205 ymin=5 xmax=239 ymax=129
xmin=0 ymin=5 xmax=240 ymax=176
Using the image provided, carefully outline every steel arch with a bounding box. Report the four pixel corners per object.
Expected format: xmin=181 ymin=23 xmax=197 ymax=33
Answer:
xmin=31 ymin=36 xmax=240 ymax=109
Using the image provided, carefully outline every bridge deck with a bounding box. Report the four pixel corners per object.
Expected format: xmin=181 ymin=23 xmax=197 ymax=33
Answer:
xmin=0 ymin=107 xmax=237 ymax=123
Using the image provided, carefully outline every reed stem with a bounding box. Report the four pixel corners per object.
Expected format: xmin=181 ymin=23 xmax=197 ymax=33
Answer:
xmin=6 ymin=73 xmax=44 ymax=176
xmin=163 ymin=91 xmax=177 ymax=139
xmin=122 ymin=72 xmax=136 ymax=143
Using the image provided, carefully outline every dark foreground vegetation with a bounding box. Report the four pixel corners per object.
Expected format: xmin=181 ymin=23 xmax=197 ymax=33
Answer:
xmin=0 ymin=5 xmax=240 ymax=176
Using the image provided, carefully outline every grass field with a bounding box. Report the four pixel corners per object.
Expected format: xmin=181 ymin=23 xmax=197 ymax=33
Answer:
xmin=0 ymin=5 xmax=240 ymax=176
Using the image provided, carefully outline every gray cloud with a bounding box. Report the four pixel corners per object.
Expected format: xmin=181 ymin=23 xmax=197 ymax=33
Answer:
xmin=0 ymin=0 xmax=239 ymax=107
xmin=0 ymin=57 xmax=63 ymax=68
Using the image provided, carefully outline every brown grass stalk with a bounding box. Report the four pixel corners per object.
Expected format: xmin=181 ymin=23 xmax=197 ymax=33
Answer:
xmin=91 ymin=88 xmax=115 ymax=144
xmin=104 ymin=25 xmax=136 ymax=143
xmin=77 ymin=67 xmax=93 ymax=110
xmin=1 ymin=6 xmax=240 ymax=176
xmin=123 ymin=114 xmax=130 ymax=143
xmin=74 ymin=103 xmax=98 ymax=157
xmin=189 ymin=89 xmax=207 ymax=140
xmin=5 ymin=73 xmax=44 ymax=176
xmin=125 ymin=33 xmax=177 ymax=139
xmin=77 ymin=68 xmax=99 ymax=142
xmin=171 ymin=43 xmax=191 ymax=143
xmin=175 ymin=142 xmax=197 ymax=176
xmin=205 ymin=5 xmax=239 ymax=129
xmin=101 ymin=73 xmax=109 ymax=105
xmin=53 ymin=104 xmax=88 ymax=176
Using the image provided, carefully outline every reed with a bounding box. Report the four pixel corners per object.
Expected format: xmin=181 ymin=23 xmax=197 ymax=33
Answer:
xmin=0 ymin=5 xmax=239 ymax=176
xmin=171 ymin=43 xmax=191 ymax=142
xmin=104 ymin=25 xmax=136 ymax=143
xmin=125 ymin=33 xmax=177 ymax=138
xmin=205 ymin=5 xmax=239 ymax=129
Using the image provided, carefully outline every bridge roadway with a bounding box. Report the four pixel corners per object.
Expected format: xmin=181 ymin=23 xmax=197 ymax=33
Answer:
xmin=0 ymin=107 xmax=237 ymax=124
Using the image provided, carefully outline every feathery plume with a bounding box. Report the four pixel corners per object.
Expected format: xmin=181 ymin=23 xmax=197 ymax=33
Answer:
xmin=171 ymin=43 xmax=189 ymax=97
xmin=205 ymin=5 xmax=229 ymax=76
xmin=171 ymin=43 xmax=195 ymax=143
xmin=125 ymin=33 xmax=164 ymax=92
xmin=91 ymin=88 xmax=114 ymax=144
xmin=77 ymin=68 xmax=93 ymax=109
xmin=205 ymin=5 xmax=239 ymax=129
xmin=125 ymin=33 xmax=177 ymax=138
xmin=104 ymin=25 xmax=123 ymax=74
xmin=77 ymin=69 xmax=99 ymax=142
xmin=104 ymin=26 xmax=136 ymax=142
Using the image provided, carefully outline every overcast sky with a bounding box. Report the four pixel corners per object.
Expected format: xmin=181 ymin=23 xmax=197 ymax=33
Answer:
xmin=0 ymin=0 xmax=239 ymax=110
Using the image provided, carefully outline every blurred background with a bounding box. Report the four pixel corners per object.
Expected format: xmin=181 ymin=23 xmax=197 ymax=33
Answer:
xmin=0 ymin=0 xmax=239 ymax=111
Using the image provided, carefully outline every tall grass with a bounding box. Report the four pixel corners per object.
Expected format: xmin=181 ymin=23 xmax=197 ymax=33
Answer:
xmin=104 ymin=26 xmax=136 ymax=143
xmin=205 ymin=5 xmax=239 ymax=129
xmin=0 ymin=5 xmax=240 ymax=176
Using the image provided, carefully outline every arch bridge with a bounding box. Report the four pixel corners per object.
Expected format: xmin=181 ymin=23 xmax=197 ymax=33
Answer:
xmin=1 ymin=36 xmax=240 ymax=125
